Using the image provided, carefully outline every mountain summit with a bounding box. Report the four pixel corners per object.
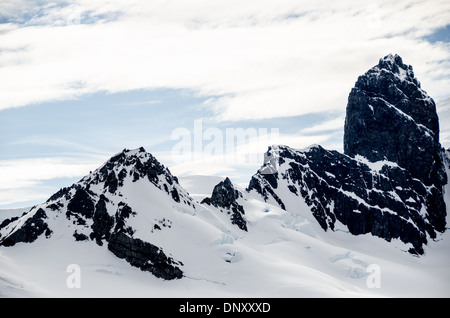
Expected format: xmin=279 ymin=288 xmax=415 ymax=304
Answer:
xmin=0 ymin=148 xmax=190 ymax=279
xmin=0 ymin=55 xmax=448 ymax=296
xmin=248 ymin=54 xmax=447 ymax=254
xmin=344 ymin=53 xmax=445 ymax=186
xmin=345 ymin=53 xmax=447 ymax=235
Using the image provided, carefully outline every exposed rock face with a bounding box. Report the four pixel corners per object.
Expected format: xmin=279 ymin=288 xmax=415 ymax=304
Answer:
xmin=249 ymin=54 xmax=447 ymax=255
xmin=107 ymin=232 xmax=183 ymax=280
xmin=249 ymin=145 xmax=442 ymax=254
xmin=67 ymin=188 xmax=95 ymax=219
xmin=344 ymin=54 xmax=446 ymax=187
xmin=0 ymin=53 xmax=447 ymax=281
xmin=202 ymin=178 xmax=247 ymax=231
xmin=0 ymin=208 xmax=52 ymax=247
xmin=90 ymin=195 xmax=114 ymax=244
xmin=344 ymin=53 xmax=447 ymax=236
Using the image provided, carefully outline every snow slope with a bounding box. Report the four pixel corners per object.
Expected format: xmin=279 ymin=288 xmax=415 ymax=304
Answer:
xmin=3 ymin=53 xmax=449 ymax=298
xmin=1 ymin=170 xmax=449 ymax=298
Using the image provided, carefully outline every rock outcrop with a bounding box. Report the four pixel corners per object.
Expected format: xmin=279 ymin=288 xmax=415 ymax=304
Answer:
xmin=344 ymin=54 xmax=446 ymax=188
xmin=0 ymin=54 xmax=447 ymax=278
xmin=201 ymin=177 xmax=248 ymax=231
xmin=0 ymin=208 xmax=52 ymax=247
xmin=248 ymin=54 xmax=447 ymax=254
xmin=107 ymin=231 xmax=183 ymax=280
xmin=344 ymin=53 xmax=447 ymax=234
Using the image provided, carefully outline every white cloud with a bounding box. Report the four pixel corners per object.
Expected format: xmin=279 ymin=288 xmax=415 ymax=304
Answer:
xmin=300 ymin=116 xmax=345 ymax=134
xmin=165 ymin=128 xmax=333 ymax=176
xmin=0 ymin=188 xmax=53 ymax=207
xmin=2 ymin=0 xmax=449 ymax=207
xmin=0 ymin=156 xmax=107 ymax=189
xmin=0 ymin=127 xmax=338 ymax=207
xmin=437 ymin=97 xmax=450 ymax=112
xmin=0 ymin=0 xmax=449 ymax=122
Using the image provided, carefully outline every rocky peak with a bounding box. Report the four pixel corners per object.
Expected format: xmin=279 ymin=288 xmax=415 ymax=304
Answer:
xmin=208 ymin=177 xmax=239 ymax=207
xmin=377 ymin=54 xmax=415 ymax=80
xmin=202 ymin=177 xmax=247 ymax=231
xmin=0 ymin=147 xmax=189 ymax=280
xmin=353 ymin=54 xmax=437 ymax=134
xmin=344 ymin=54 xmax=445 ymax=186
xmin=248 ymin=55 xmax=447 ymax=255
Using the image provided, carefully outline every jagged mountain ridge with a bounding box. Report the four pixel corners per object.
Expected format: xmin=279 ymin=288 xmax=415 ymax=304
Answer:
xmin=344 ymin=54 xmax=446 ymax=192
xmin=248 ymin=144 xmax=443 ymax=254
xmin=248 ymin=54 xmax=447 ymax=255
xmin=0 ymin=147 xmax=198 ymax=279
xmin=201 ymin=177 xmax=248 ymax=231
xmin=0 ymin=54 xmax=448 ymax=291
xmin=0 ymin=147 xmax=253 ymax=282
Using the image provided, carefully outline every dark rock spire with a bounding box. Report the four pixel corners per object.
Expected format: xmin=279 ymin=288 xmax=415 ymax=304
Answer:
xmin=344 ymin=53 xmax=446 ymax=187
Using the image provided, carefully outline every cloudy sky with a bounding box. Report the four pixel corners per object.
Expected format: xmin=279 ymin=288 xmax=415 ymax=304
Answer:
xmin=1 ymin=0 xmax=449 ymax=208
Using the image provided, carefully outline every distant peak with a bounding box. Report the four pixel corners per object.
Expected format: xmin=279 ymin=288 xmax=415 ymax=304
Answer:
xmin=223 ymin=177 xmax=233 ymax=186
xmin=121 ymin=146 xmax=147 ymax=156
xmin=105 ymin=147 xmax=153 ymax=163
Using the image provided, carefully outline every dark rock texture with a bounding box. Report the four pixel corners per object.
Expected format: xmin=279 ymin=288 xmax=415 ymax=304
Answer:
xmin=202 ymin=177 xmax=248 ymax=231
xmin=107 ymin=231 xmax=183 ymax=280
xmin=344 ymin=54 xmax=446 ymax=187
xmin=0 ymin=208 xmax=52 ymax=247
xmin=0 ymin=53 xmax=447 ymax=278
xmin=344 ymin=53 xmax=447 ymax=237
xmin=90 ymin=195 xmax=115 ymax=244
xmin=249 ymin=54 xmax=447 ymax=255
xmin=249 ymin=145 xmax=440 ymax=254
xmin=67 ymin=188 xmax=95 ymax=218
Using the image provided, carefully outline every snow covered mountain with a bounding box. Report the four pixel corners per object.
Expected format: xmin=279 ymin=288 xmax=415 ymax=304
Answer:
xmin=1 ymin=148 xmax=193 ymax=279
xmin=248 ymin=144 xmax=441 ymax=255
xmin=248 ymin=54 xmax=447 ymax=256
xmin=0 ymin=54 xmax=449 ymax=297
